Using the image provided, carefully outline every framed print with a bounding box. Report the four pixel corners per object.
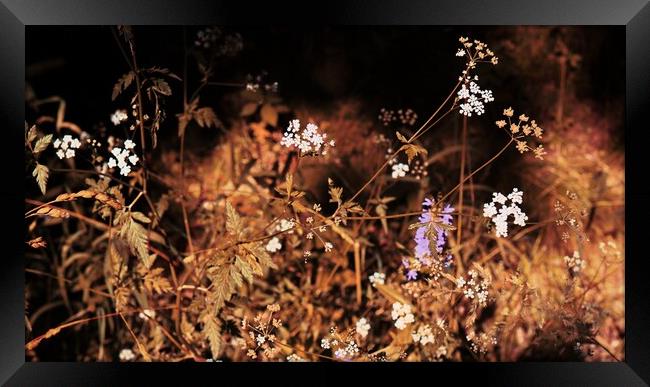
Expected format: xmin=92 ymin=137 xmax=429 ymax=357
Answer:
xmin=2 ymin=0 xmax=649 ymax=385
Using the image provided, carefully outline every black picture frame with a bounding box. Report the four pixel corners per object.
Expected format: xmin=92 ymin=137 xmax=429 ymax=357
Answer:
xmin=2 ymin=1 xmax=649 ymax=385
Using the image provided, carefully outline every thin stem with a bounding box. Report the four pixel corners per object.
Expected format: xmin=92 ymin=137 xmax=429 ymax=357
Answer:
xmin=439 ymin=137 xmax=514 ymax=205
xmin=457 ymin=115 xmax=468 ymax=247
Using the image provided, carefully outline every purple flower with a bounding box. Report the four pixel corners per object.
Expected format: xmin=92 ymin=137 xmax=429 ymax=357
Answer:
xmin=414 ymin=227 xmax=430 ymax=259
xmin=440 ymin=204 xmax=454 ymax=225
xmin=406 ymin=270 xmax=418 ymax=281
xmin=412 ymin=198 xmax=455 ymax=263
xmin=422 ymin=198 xmax=435 ymax=208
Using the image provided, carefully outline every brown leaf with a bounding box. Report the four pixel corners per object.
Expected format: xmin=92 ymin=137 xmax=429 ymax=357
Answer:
xmin=33 ymin=134 xmax=52 ymax=155
xmin=32 ymin=164 xmax=49 ymax=195
xmin=112 ymin=71 xmax=135 ymax=101
xmin=260 ymin=104 xmax=278 ymax=126
xmin=240 ymin=102 xmax=258 ymax=117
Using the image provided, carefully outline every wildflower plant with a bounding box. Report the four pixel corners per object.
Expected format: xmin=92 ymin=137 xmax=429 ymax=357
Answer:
xmin=409 ymin=198 xmax=455 ymax=267
xmin=24 ymin=28 xmax=623 ymax=364
xmin=482 ymin=188 xmax=528 ymax=237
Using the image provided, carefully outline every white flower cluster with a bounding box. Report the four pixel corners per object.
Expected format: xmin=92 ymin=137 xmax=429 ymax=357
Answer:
xmin=276 ymin=218 xmax=295 ymax=233
xmin=391 ymin=163 xmax=409 ymax=179
xmin=334 ymin=341 xmax=359 ymax=360
xmin=411 ymin=324 xmax=435 ymax=345
xmin=110 ymin=109 xmax=128 ymax=126
xmin=564 ymin=250 xmax=586 ymax=274
xmin=53 ymin=135 xmax=81 ymax=159
xmin=483 ymin=188 xmax=528 ymax=237
xmin=320 ymin=338 xmax=333 ymax=349
xmin=280 ymin=119 xmax=335 ymax=155
xmin=108 ymin=139 xmax=139 ymax=176
xmin=467 ymin=332 xmax=497 ymax=354
xmin=119 ymin=348 xmax=135 ymax=361
xmin=456 ymin=269 xmax=491 ymax=307
xmin=355 ymin=318 xmax=371 ymax=338
xmin=265 ymin=236 xmax=282 ymax=253
xmin=457 ymin=81 xmax=494 ymax=117
xmin=369 ymin=272 xmax=385 ymax=287
xmin=391 ymin=302 xmax=415 ymax=330
xmin=286 ymin=354 xmax=306 ymax=362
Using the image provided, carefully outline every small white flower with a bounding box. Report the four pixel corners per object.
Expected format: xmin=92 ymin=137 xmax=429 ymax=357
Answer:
xmin=564 ymin=250 xmax=586 ymax=273
xmin=276 ymin=218 xmax=295 ymax=233
xmin=119 ymin=165 xmax=131 ymax=176
xmin=138 ymin=309 xmax=156 ymax=320
xmin=412 ymin=324 xmax=435 ymax=345
xmin=265 ymin=237 xmax=282 ymax=253
xmin=124 ymin=139 xmax=136 ymax=150
xmin=369 ymin=272 xmax=385 ymax=287
xmin=456 ymin=49 xmax=465 ymax=57
xmin=482 ymin=202 xmax=497 ymax=218
xmin=280 ymin=120 xmax=334 ymax=156
xmin=256 ymin=334 xmax=266 ymax=345
xmin=321 ymin=338 xmax=331 ymax=349
xmin=324 ymin=242 xmax=333 ymax=252
xmin=108 ymin=141 xmax=139 ymax=176
xmin=457 ymin=81 xmax=493 ymax=117
xmin=287 ymin=354 xmax=305 ymax=362
xmin=119 ymin=348 xmax=135 ymax=361
xmin=53 ymin=135 xmax=82 ymax=159
xmin=356 ymin=318 xmax=371 ymax=338
xmin=111 ymin=109 xmax=128 ymax=126
xmin=391 ymin=163 xmax=409 ymax=179
xmin=391 ymin=302 xmax=414 ymax=330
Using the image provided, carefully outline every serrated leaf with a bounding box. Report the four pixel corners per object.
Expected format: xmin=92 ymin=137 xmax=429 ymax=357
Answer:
xmin=194 ymin=107 xmax=221 ymax=128
xmin=33 ymin=134 xmax=53 ymax=154
xmin=32 ymin=164 xmax=49 ymax=195
xmin=151 ymin=78 xmax=172 ymax=96
xmin=402 ymin=143 xmax=428 ymax=164
xmin=143 ymin=268 xmax=173 ymax=294
xmin=112 ymin=71 xmax=135 ymax=101
xmin=202 ymin=314 xmax=222 ymax=358
xmin=208 ymin=263 xmax=235 ymax=312
xmin=177 ymin=98 xmax=199 ymax=138
xmin=260 ymin=104 xmax=278 ymax=126
xmin=131 ymin=211 xmax=151 ymax=224
xmin=27 ymin=124 xmax=37 ymax=144
xmin=329 ymin=186 xmax=343 ymax=205
xmin=225 ymin=201 xmax=242 ymax=237
xmin=146 ymin=67 xmax=181 ymax=81
xmin=118 ymin=212 xmax=151 ymax=268
xmin=234 ymin=257 xmax=253 ymax=285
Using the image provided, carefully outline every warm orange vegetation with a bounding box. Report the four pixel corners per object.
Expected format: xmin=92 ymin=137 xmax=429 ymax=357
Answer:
xmin=25 ymin=27 xmax=623 ymax=362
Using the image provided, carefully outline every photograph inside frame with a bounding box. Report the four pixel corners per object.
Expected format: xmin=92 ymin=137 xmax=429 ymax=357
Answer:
xmin=24 ymin=26 xmax=624 ymax=362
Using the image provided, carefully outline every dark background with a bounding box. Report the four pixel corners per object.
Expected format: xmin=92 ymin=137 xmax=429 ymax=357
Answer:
xmin=26 ymin=26 xmax=625 ymax=147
